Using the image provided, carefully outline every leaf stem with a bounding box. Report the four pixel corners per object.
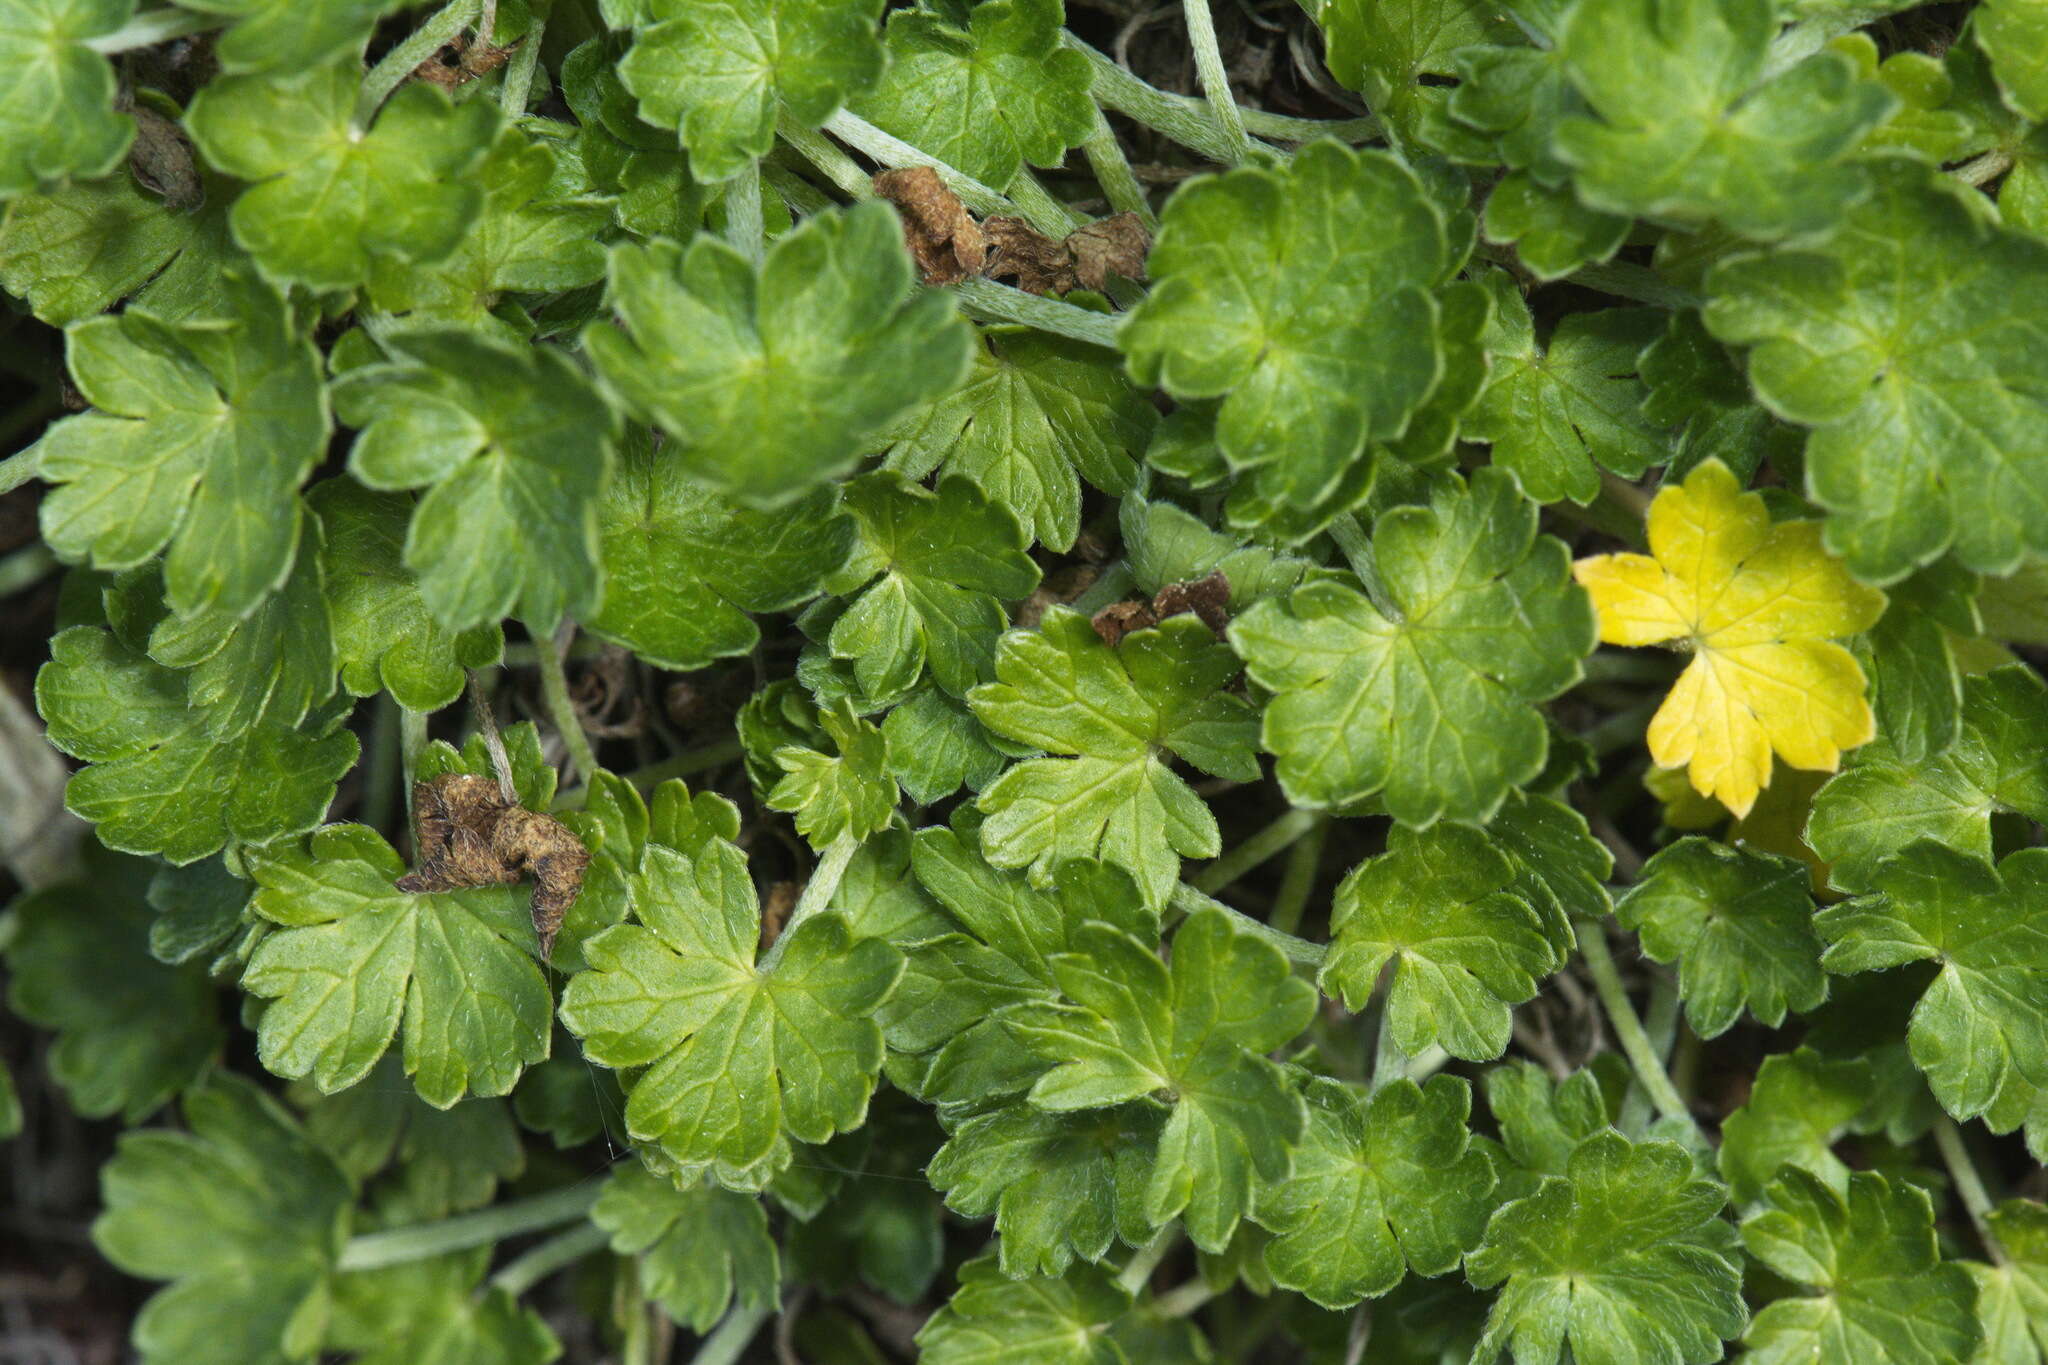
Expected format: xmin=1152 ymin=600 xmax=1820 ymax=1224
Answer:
xmin=777 ymin=115 xmax=876 ymax=199
xmin=499 ymin=2 xmax=544 ymax=116
xmin=688 ymin=1306 xmax=771 ymax=1365
xmin=531 ymin=622 xmax=601 ymax=787
xmin=357 ymin=0 xmax=480 ymax=127
xmin=489 ymin=1221 xmax=608 ymax=1296
xmin=400 ymin=705 xmax=430 ymax=848
xmin=1932 ymin=1116 xmax=2008 ymax=1266
xmin=1267 ymin=814 xmax=1328 ymax=936
xmin=1617 ymin=969 xmax=1679 ymax=1132
xmin=1328 ymin=514 xmax=1402 ymax=623
xmin=0 ymin=448 xmax=41 ymax=499
xmin=1192 ymin=808 xmax=1320 ymax=895
xmin=361 ymin=694 xmax=402 ymax=837
xmin=724 ymin=165 xmax=767 ymax=266
xmin=1007 ymin=167 xmax=1085 ymax=236
xmin=554 ymin=739 xmax=746 ymax=811
xmin=1368 ymin=1000 xmax=1408 ymax=1093
xmin=952 ymin=279 xmax=1124 ymax=349
xmin=1067 ymin=36 xmax=1243 ymax=164
xmin=1154 ymin=1277 xmax=1222 ymax=1318
xmin=822 ymin=111 xmax=1050 ymax=231
xmin=1082 ymin=108 xmax=1157 ymax=227
xmin=761 ymin=832 xmax=859 ymax=969
xmin=1573 ymin=918 xmax=1696 ymax=1132
xmin=1181 ymin=0 xmax=1253 ymax=163
xmin=1954 ymin=148 xmax=2015 ymax=188
xmin=0 ymin=542 xmax=56 ymax=597
xmin=337 ymin=1182 xmax=601 ymax=1271
xmin=1169 ymin=883 xmax=1326 ymax=968
xmin=1117 ymin=1227 xmax=1180 ymax=1293
xmin=83 ymin=8 xmax=224 ymax=52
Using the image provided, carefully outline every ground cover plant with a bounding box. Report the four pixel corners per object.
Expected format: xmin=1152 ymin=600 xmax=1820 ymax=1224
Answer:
xmin=4 ymin=0 xmax=2048 ymax=1360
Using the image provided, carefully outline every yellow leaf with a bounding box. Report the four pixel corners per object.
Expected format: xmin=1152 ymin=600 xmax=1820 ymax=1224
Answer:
xmin=1573 ymin=461 xmax=1886 ymax=817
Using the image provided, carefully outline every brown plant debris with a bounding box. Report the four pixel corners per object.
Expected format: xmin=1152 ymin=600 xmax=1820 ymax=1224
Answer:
xmin=872 ymin=169 xmax=1151 ymax=294
xmin=396 ymin=774 xmax=590 ymax=959
xmin=413 ymin=32 xmax=519 ymax=89
xmin=874 ymin=166 xmax=987 ymax=285
xmin=1091 ymin=570 xmax=1233 ymax=646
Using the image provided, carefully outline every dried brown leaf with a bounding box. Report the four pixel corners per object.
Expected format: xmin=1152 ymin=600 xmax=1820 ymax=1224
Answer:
xmin=396 ymin=774 xmax=590 ymax=959
xmin=983 ymin=214 xmax=1078 ymax=296
xmin=1090 ymin=599 xmax=1158 ymax=647
xmin=1066 ymin=212 xmax=1150 ymax=291
xmin=1152 ymin=570 xmax=1231 ymax=636
xmin=874 ymin=166 xmax=988 ymax=285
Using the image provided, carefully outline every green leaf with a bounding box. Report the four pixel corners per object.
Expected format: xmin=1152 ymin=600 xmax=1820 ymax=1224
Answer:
xmin=1253 ymin=1075 xmax=1496 ymax=1308
xmin=1484 ymin=1059 xmax=1629 ymax=1189
xmin=1980 ymin=0 xmax=2048 ymax=120
xmin=4 ymin=848 xmax=222 ymax=1121
xmin=1857 ymin=561 xmax=1980 ymax=765
xmin=1808 ymin=664 xmax=2048 ymax=893
xmin=327 ymin=1251 xmax=558 ymax=1365
xmin=1553 ymin=0 xmax=1893 ymax=238
xmin=856 ymin=0 xmax=1094 ymax=190
xmin=1703 ymin=155 xmax=2048 ymax=582
xmin=1480 ymin=171 xmax=1632 ymax=281
xmin=1816 ymin=842 xmax=2048 ymax=1121
xmin=585 ymin=202 xmax=971 ymax=507
xmin=146 ymin=855 xmax=251 ymax=965
xmin=36 ymin=626 xmax=358 ymax=863
xmin=593 ymin=1161 xmax=779 ymax=1332
xmin=299 ymin=1055 xmax=524 ymax=1221
xmin=311 ymin=479 xmax=504 ymax=713
xmin=1465 ymin=277 xmax=1669 ymax=506
xmin=1467 ymin=1131 xmax=1747 ymax=1365
xmin=969 ymin=607 xmax=1258 ymax=907
xmin=928 ymin=1103 xmax=1163 ymax=1279
xmin=1120 ymin=493 xmax=1319 ymax=610
xmin=560 ymin=840 xmax=903 ymax=1190
xmin=173 ymin=0 xmax=401 ymax=74
xmin=366 ymin=124 xmax=611 ymax=325
xmin=1119 ymin=140 xmax=1457 ymax=510
xmin=1320 ymin=0 xmax=1506 ymax=147
xmin=620 ymin=0 xmax=884 ymax=182
xmin=882 ymin=325 xmax=1150 ymax=556
xmin=785 ymin=1104 xmax=946 ymax=1304
xmin=1740 ymin=1168 xmax=1979 ymax=1365
xmin=332 ymin=327 xmax=618 ymax=632
xmin=915 ymin=1256 xmax=1132 ymax=1365
xmin=1320 ymin=823 xmax=1566 ymax=1062
xmin=1230 ymin=467 xmax=1595 ymax=823
xmin=29 ymin=270 xmax=328 ymax=618
xmin=1008 ymin=911 xmax=1316 ymax=1251
xmin=882 ymin=689 xmax=1011 ymax=805
xmin=1614 ymin=837 xmax=1827 ymax=1039
xmin=1717 ymin=1048 xmax=1876 ymax=1206
xmin=1969 ymin=1199 xmax=2048 ymax=1363
xmin=0 ymin=168 xmax=199 ymax=325
xmin=587 ymin=427 xmax=853 ymax=671
xmin=186 ymin=61 xmax=496 ymax=290
xmin=0 ymin=0 xmax=133 ymax=197
xmin=94 ymin=1075 xmax=353 ymax=1365
xmin=146 ymin=519 xmax=335 ymax=737
xmin=0 ymin=1061 xmax=17 ymax=1140
xmin=768 ymin=700 xmax=899 ymax=849
xmin=242 ymin=823 xmax=554 ymax=1108
xmin=827 ymin=473 xmax=1041 ymax=700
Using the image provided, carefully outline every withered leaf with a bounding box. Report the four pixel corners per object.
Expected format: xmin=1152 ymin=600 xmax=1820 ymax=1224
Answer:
xmin=1152 ymin=570 xmax=1231 ymax=636
xmin=1066 ymin=212 xmax=1149 ymax=291
xmin=413 ymin=32 xmax=518 ymax=90
xmin=874 ymin=165 xmax=987 ymax=286
xmin=1090 ymin=599 xmax=1158 ymax=647
xmin=983 ymin=214 xmax=1077 ymax=296
xmin=396 ymin=774 xmax=589 ymax=959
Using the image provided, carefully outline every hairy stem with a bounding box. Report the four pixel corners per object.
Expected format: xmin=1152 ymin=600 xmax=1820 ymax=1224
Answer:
xmin=689 ymin=1306 xmax=772 ymax=1365
xmin=489 ymin=1222 xmax=608 ymax=1296
xmin=1574 ymin=918 xmax=1695 ymax=1131
xmin=1169 ymin=883 xmax=1326 ymax=968
xmin=1082 ymin=108 xmax=1157 ymax=226
xmin=532 ymin=622 xmax=601 ymax=787
xmin=1067 ymin=35 xmax=1244 ymax=164
xmin=400 ymin=706 xmax=430 ymax=848
xmin=1933 ymin=1116 xmax=2007 ymax=1266
xmin=1329 ymin=515 xmax=1402 ymax=623
xmin=337 ymin=1183 xmax=600 ymax=1271
xmin=1267 ymin=815 xmax=1328 ymax=936
xmin=0 ymin=448 xmax=41 ymax=499
xmin=762 ymin=833 xmax=859 ymax=969
xmin=1117 ymin=1227 xmax=1180 ymax=1294
xmin=1181 ymin=0 xmax=1253 ymax=162
xmin=724 ymin=166 xmax=767 ymax=266
xmin=1154 ymin=1277 xmax=1222 ymax=1318
xmin=499 ymin=4 xmax=544 ymax=116
xmin=952 ymin=279 xmax=1123 ymax=349
xmin=776 ymin=115 xmax=876 ymax=199
xmin=1008 ymin=167 xmax=1085 ymax=235
xmin=1192 ymin=808 xmax=1321 ymax=895
xmin=357 ymin=0 xmax=480 ymax=127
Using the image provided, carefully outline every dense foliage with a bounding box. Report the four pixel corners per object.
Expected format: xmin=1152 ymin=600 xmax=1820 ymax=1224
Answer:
xmin=2 ymin=0 xmax=2048 ymax=1360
